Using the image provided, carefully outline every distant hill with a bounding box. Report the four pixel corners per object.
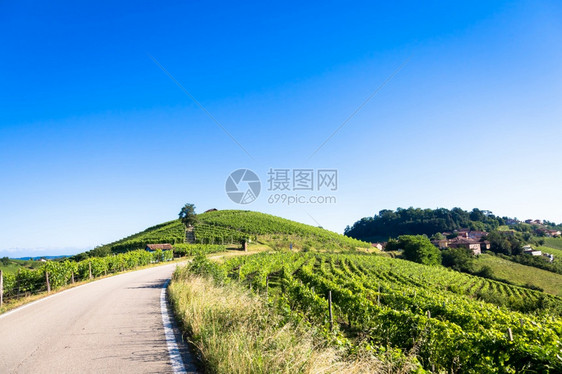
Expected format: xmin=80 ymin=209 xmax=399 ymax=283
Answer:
xmin=344 ymin=207 xmax=506 ymax=242
xmin=76 ymin=210 xmax=369 ymax=259
xmin=13 ymin=255 xmax=70 ymax=261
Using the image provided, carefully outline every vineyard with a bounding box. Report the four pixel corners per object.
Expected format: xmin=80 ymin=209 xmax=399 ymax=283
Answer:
xmin=0 ymin=249 xmax=173 ymax=306
xmin=191 ymin=252 xmax=562 ymax=373
xmin=193 ymin=223 xmax=249 ymax=245
xmin=172 ymin=244 xmax=227 ymax=257
xmin=91 ymin=220 xmax=185 ymax=254
xmin=195 ymin=210 xmax=370 ymax=250
xmin=84 ymin=210 xmax=370 ymax=256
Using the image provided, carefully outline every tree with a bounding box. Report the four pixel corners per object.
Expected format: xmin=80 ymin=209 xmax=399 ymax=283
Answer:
xmin=89 ymin=246 xmax=111 ymax=257
xmin=396 ymin=235 xmax=441 ymax=266
xmin=1 ymin=256 xmax=9 ymax=266
xmin=385 ymin=238 xmax=400 ymax=251
xmin=430 ymin=232 xmax=445 ymax=240
xmin=487 ymin=231 xmax=524 ymax=255
xmin=179 ymin=203 xmax=198 ymax=227
xmin=441 ymin=248 xmax=475 ymax=273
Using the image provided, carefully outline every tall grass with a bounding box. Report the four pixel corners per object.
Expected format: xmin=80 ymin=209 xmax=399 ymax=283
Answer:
xmin=169 ymin=268 xmax=414 ymax=373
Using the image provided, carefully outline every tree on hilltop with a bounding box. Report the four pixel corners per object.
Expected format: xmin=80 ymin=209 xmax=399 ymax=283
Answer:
xmin=179 ymin=203 xmax=198 ymax=227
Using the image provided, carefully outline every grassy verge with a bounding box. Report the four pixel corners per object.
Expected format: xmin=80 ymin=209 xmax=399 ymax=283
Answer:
xmin=169 ymin=263 xmax=417 ymax=374
xmin=474 ymin=254 xmax=562 ymax=296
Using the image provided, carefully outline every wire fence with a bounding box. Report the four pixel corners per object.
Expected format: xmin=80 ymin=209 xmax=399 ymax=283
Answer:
xmin=0 ymin=249 xmax=174 ymax=307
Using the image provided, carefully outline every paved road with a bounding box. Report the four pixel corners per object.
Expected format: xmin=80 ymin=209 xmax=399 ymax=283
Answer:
xmin=0 ymin=263 xmax=196 ymax=374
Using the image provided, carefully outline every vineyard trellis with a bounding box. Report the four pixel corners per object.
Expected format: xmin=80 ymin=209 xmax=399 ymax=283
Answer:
xmin=0 ymin=249 xmax=173 ymax=306
xmin=191 ymin=252 xmax=562 ymax=373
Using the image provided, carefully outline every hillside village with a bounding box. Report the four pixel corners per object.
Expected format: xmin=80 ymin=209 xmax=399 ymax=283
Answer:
xmin=371 ymin=217 xmax=559 ymax=263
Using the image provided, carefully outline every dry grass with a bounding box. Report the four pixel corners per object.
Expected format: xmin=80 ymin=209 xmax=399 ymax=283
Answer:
xmin=169 ymin=271 xmax=416 ymax=374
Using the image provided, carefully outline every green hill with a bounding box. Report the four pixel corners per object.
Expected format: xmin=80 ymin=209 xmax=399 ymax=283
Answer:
xmin=79 ymin=210 xmax=369 ymax=258
xmin=195 ymin=210 xmax=369 ymax=251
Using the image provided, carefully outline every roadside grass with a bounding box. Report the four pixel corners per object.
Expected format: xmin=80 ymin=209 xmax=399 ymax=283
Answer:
xmin=169 ymin=270 xmax=415 ymax=374
xmin=474 ymin=254 xmax=562 ymax=296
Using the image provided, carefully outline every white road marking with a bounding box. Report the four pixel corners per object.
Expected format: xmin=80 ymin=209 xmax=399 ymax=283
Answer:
xmin=161 ymin=279 xmax=188 ymax=374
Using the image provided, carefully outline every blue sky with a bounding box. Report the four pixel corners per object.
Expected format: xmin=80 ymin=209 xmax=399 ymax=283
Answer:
xmin=1 ymin=1 xmax=561 ymax=257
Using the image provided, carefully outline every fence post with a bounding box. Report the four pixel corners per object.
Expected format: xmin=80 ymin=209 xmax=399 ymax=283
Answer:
xmin=507 ymin=328 xmax=513 ymax=341
xmin=89 ymin=262 xmax=93 ymax=280
xmin=46 ymin=271 xmax=51 ymax=293
xmin=0 ymin=269 xmax=3 ymax=307
xmin=328 ymin=290 xmax=333 ymax=331
xmin=71 ymin=272 xmax=75 ymax=284
xmin=377 ymin=284 xmax=381 ymax=306
xmin=427 ymin=310 xmax=431 ymax=319
xmin=265 ymin=276 xmax=269 ymax=299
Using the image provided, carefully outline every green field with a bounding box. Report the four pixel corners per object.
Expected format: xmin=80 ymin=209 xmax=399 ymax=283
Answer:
xmin=543 ymin=237 xmax=562 ymax=251
xmin=173 ymin=252 xmax=562 ymax=373
xmin=475 ymin=254 xmax=562 ymax=296
xmin=0 ymin=259 xmax=44 ymax=275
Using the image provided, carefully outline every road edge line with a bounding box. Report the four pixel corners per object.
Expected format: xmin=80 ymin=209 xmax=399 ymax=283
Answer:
xmin=161 ymin=279 xmax=188 ymax=374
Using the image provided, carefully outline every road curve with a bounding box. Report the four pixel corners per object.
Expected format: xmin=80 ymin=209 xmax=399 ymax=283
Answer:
xmin=0 ymin=263 xmax=197 ymax=374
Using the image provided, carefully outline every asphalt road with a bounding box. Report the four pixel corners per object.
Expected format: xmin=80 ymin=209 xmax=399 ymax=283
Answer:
xmin=0 ymin=263 xmax=197 ymax=374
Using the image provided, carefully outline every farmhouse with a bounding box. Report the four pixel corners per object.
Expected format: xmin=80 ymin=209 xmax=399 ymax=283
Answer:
xmin=522 ymin=245 xmax=542 ymax=256
xmin=145 ymin=243 xmax=173 ymax=252
xmin=546 ymin=230 xmax=561 ymax=237
xmin=447 ymin=237 xmax=482 ymax=255
xmin=431 ymin=239 xmax=449 ymax=249
xmin=468 ymin=231 xmax=488 ymax=239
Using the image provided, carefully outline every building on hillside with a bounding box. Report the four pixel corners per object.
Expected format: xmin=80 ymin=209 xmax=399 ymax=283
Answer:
xmin=480 ymin=240 xmax=491 ymax=250
xmin=543 ymin=253 xmax=554 ymax=263
xmin=468 ymin=231 xmax=488 ymax=240
xmin=204 ymin=208 xmax=218 ymax=213
xmin=431 ymin=239 xmax=449 ymax=249
xmin=446 ymin=237 xmax=482 ymax=255
xmin=522 ymin=245 xmax=542 ymax=256
xmin=371 ymin=243 xmax=384 ymax=250
xmin=457 ymin=229 xmax=470 ymax=238
xmin=145 ymin=243 xmax=173 ymax=252
xmin=546 ymin=230 xmax=561 ymax=237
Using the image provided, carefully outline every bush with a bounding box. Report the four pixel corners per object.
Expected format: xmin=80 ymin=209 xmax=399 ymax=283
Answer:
xmin=477 ymin=265 xmax=494 ymax=279
xmin=396 ymin=235 xmax=441 ymax=265
xmin=441 ymin=248 xmax=475 ymax=273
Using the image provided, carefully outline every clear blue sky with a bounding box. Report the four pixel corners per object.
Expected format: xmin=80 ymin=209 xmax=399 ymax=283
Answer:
xmin=1 ymin=1 xmax=561 ymax=257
